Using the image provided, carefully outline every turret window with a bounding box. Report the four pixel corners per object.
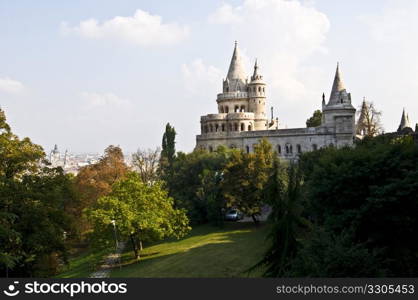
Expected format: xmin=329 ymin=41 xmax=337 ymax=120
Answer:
xmin=240 ymin=105 xmax=245 ymax=112
xmin=258 ymin=87 xmax=261 ymax=92
xmin=215 ymin=124 xmax=219 ymax=132
xmin=234 ymin=123 xmax=238 ymax=131
xmin=297 ymin=144 xmax=302 ymax=154
xmin=248 ymin=125 xmax=252 ymax=131
xmin=234 ymin=106 xmax=239 ymax=112
xmin=246 ymin=145 xmax=250 ymax=153
xmin=220 ymin=106 xmax=224 ymax=113
xmin=240 ymin=123 xmax=245 ymax=131
xmin=277 ymin=145 xmax=281 ymax=155
xmin=222 ymin=124 xmax=225 ymax=132
xmin=225 ymin=106 xmax=229 ymax=113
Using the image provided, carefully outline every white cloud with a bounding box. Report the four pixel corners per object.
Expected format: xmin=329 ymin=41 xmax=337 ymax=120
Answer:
xmin=0 ymin=77 xmax=25 ymax=94
xmin=181 ymin=59 xmax=223 ymax=95
xmin=206 ymin=0 xmax=330 ymax=127
xmin=81 ymin=92 xmax=131 ymax=109
xmin=61 ymin=9 xmax=190 ymax=46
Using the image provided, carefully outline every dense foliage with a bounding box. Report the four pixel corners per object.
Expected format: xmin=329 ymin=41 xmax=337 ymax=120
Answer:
xmin=0 ymin=109 xmax=77 ymax=277
xmin=258 ymin=134 xmax=418 ymax=277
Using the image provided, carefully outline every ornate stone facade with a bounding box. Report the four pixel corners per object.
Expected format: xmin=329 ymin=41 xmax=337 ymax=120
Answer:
xmin=196 ymin=43 xmax=356 ymax=159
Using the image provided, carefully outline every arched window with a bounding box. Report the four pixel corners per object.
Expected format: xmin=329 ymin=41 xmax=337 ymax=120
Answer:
xmin=312 ymin=144 xmax=318 ymax=151
xmin=234 ymin=123 xmax=238 ymax=131
xmin=220 ymin=106 xmax=224 ymax=113
xmin=277 ymin=145 xmax=281 ymax=155
xmin=263 ymin=87 xmax=265 ymax=92
xmin=258 ymin=86 xmax=261 ymax=92
xmin=234 ymin=105 xmax=239 ymax=112
xmin=286 ymin=144 xmax=290 ymax=154
xmin=225 ymin=106 xmax=229 ymax=113
xmin=209 ymin=146 xmax=213 ymax=152
xmin=240 ymin=123 xmax=245 ymax=131
xmin=290 ymin=145 xmax=293 ymax=154
xmin=215 ymin=124 xmax=219 ymax=132
xmin=240 ymin=105 xmax=245 ymax=112
xmin=204 ymin=125 xmax=208 ymax=133
xmin=248 ymin=125 xmax=252 ymax=131
xmin=246 ymin=145 xmax=250 ymax=153
xmin=253 ymin=87 xmax=256 ymax=92
xmin=226 ymin=87 xmax=229 ymax=92
xmin=221 ymin=124 xmax=225 ymax=132
xmin=297 ymin=144 xmax=302 ymax=154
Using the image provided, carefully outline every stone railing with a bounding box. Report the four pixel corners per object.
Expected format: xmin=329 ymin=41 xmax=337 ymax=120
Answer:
xmin=217 ymin=92 xmax=248 ymax=100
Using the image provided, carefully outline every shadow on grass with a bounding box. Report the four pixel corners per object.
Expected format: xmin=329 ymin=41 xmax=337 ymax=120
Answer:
xmin=111 ymin=222 xmax=268 ymax=278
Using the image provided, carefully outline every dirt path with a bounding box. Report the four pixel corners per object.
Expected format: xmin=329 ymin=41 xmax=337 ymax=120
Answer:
xmin=89 ymin=242 xmax=126 ymax=278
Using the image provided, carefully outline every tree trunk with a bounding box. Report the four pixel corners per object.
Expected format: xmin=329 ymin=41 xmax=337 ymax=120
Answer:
xmin=251 ymin=214 xmax=259 ymax=226
xmin=130 ymin=234 xmax=140 ymax=260
xmin=139 ymin=240 xmax=143 ymax=251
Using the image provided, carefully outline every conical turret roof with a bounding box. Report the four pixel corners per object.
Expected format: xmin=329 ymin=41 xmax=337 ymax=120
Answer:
xmin=328 ymin=63 xmax=346 ymax=105
xmin=398 ymin=108 xmax=412 ymax=131
xmin=226 ymin=41 xmax=246 ymax=83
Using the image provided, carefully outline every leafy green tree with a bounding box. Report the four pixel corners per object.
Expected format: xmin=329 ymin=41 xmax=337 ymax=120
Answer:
xmin=251 ymin=160 xmax=307 ymax=276
xmin=222 ymin=138 xmax=274 ymax=224
xmin=306 ymin=110 xmax=322 ymax=127
xmin=160 ymin=123 xmax=176 ymax=178
xmin=0 ymin=109 xmax=75 ymax=277
xmin=86 ymin=172 xmax=190 ymax=260
xmin=165 ymin=147 xmax=231 ymax=224
xmin=298 ymin=135 xmax=418 ymax=276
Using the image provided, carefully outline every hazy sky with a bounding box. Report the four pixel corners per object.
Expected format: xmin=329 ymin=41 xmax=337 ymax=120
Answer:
xmin=1 ymin=0 xmax=417 ymax=154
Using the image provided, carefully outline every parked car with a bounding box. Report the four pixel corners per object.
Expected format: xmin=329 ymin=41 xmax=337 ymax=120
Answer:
xmin=225 ymin=209 xmax=244 ymax=221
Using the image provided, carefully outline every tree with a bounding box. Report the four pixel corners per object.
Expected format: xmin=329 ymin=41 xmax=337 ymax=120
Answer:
xmin=251 ymin=160 xmax=307 ymax=276
xmin=132 ymin=148 xmax=160 ymax=185
xmin=165 ymin=147 xmax=231 ymax=224
xmin=73 ymin=145 xmax=129 ymax=232
xmin=298 ymin=135 xmax=418 ymax=276
xmin=222 ymin=138 xmax=274 ymax=224
xmin=306 ymin=110 xmax=322 ymax=127
xmin=160 ymin=123 xmax=176 ymax=178
xmin=0 ymin=108 xmax=75 ymax=277
xmin=86 ymin=172 xmax=190 ymax=260
xmin=356 ymin=100 xmax=383 ymax=137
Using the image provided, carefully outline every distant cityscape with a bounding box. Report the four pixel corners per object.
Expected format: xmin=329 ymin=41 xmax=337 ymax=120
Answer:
xmin=48 ymin=144 xmax=133 ymax=175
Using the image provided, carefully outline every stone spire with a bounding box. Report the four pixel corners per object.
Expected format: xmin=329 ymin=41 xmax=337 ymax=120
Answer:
xmin=356 ymin=97 xmax=368 ymax=135
xmin=225 ymin=41 xmax=247 ymax=91
xmin=328 ymin=62 xmax=347 ymax=106
xmin=251 ymin=59 xmax=263 ymax=81
xmin=398 ymin=108 xmax=412 ymax=132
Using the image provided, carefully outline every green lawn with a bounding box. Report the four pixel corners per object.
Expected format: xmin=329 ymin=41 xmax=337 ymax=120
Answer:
xmin=110 ymin=222 xmax=269 ymax=278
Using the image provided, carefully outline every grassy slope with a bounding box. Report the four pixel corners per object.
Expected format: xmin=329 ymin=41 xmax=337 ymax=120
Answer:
xmin=111 ymin=222 xmax=269 ymax=278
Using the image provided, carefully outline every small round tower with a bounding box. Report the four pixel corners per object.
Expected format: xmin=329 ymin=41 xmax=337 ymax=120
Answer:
xmin=248 ymin=60 xmax=267 ymax=130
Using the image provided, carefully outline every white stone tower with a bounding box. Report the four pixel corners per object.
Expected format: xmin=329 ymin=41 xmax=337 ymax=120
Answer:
xmin=322 ymin=63 xmax=356 ymax=146
xmin=248 ymin=59 xmax=267 ymax=130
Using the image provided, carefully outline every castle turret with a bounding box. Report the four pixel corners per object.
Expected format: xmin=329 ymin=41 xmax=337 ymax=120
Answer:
xmin=397 ymin=108 xmax=412 ymax=132
xmin=322 ymin=63 xmax=356 ymax=146
xmin=248 ymin=59 xmax=267 ymax=130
